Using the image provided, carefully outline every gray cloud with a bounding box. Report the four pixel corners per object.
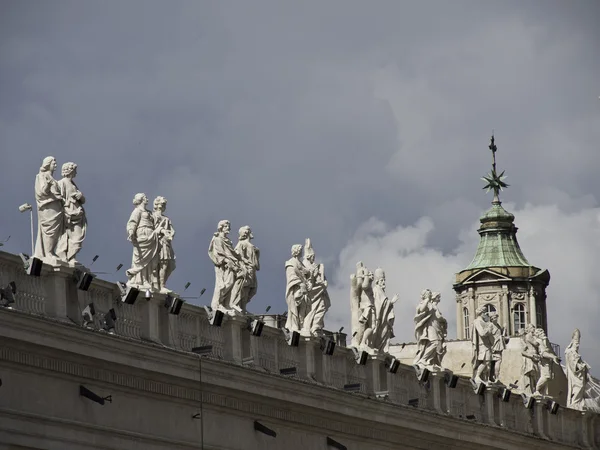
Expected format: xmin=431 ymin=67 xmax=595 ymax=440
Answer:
xmin=1 ymin=1 xmax=599 ymax=364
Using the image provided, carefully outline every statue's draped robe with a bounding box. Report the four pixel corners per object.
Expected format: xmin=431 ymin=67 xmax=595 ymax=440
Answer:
xmin=230 ymin=240 xmax=259 ymax=311
xmin=583 ymin=375 xmax=600 ymax=413
xmin=349 ymin=275 xmax=362 ymax=346
xmin=490 ymin=323 xmax=507 ymax=379
xmin=537 ymin=337 xmax=556 ymax=382
xmin=284 ymin=257 xmax=309 ymax=332
xmin=350 ymin=269 xmax=376 ymax=348
xmin=126 ymin=208 xmax=159 ymax=288
xmin=372 ymin=284 xmax=395 ymax=352
xmin=413 ymin=302 xmax=446 ymax=368
xmin=208 ymin=234 xmax=242 ymax=310
xmin=57 ymin=178 xmax=86 ymax=262
xmin=153 ymin=212 xmax=176 ymax=287
xmin=302 ymin=261 xmax=331 ymax=335
xmin=471 ymin=317 xmax=493 ymax=366
xmin=519 ymin=336 xmax=539 ymax=396
xmin=34 ymin=171 xmax=64 ymax=259
xmin=565 ymin=344 xmax=589 ymax=410
xmin=491 ymin=323 xmax=507 ymax=358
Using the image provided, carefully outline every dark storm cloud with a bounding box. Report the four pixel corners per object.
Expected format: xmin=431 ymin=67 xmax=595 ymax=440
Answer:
xmin=1 ymin=1 xmax=599 ymax=364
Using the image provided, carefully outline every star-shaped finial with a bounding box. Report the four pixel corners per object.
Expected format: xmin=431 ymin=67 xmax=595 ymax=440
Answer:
xmin=481 ymin=134 xmax=508 ymax=203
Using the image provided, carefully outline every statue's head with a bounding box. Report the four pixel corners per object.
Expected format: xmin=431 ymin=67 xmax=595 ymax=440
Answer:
xmin=217 ymin=220 xmax=231 ymax=234
xmin=475 ymin=305 xmax=487 ymax=317
xmin=374 ymin=268 xmax=386 ymax=288
xmin=304 ymin=238 xmax=315 ymax=263
xmin=153 ymin=196 xmax=167 ymax=212
xmin=41 ymin=156 xmax=57 ymax=173
xmin=534 ymin=327 xmax=546 ymax=339
xmin=61 ymin=162 xmax=77 ymax=178
xmin=570 ymin=328 xmax=581 ymax=351
xmin=132 ymin=193 xmax=148 ymax=207
xmin=291 ymin=244 xmax=303 ymax=258
xmin=489 ymin=312 xmax=499 ymax=323
xmin=431 ymin=292 xmax=441 ymax=304
xmin=238 ymin=225 xmax=253 ymax=240
xmin=420 ymin=289 xmax=432 ymax=301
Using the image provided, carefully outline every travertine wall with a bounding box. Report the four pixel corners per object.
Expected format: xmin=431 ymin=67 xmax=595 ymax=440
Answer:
xmin=0 ymin=251 xmax=597 ymax=450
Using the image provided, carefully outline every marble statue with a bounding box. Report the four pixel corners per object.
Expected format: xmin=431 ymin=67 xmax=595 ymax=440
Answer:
xmin=518 ymin=324 xmax=540 ymax=396
xmin=302 ymin=239 xmax=330 ymax=337
xmin=284 ymin=244 xmax=311 ymax=333
xmin=413 ymin=289 xmax=448 ymax=372
xmin=152 ymin=196 xmax=176 ymax=293
xmin=126 ymin=193 xmax=160 ymax=289
xmin=350 ymin=262 xmax=375 ymax=348
xmin=34 ymin=156 xmax=64 ymax=263
xmin=56 ymin=162 xmax=86 ymax=265
xmin=208 ymin=220 xmax=246 ymax=314
xmin=533 ymin=327 xmax=561 ymax=398
xmin=565 ymin=329 xmax=589 ymax=410
xmin=285 ymin=244 xmax=312 ymax=333
xmin=489 ymin=312 xmax=509 ymax=383
xmin=370 ymin=268 xmax=398 ymax=353
xmin=230 ymin=226 xmax=260 ymax=314
xmin=564 ymin=329 xmax=600 ymax=412
xmin=471 ymin=305 xmax=494 ymax=385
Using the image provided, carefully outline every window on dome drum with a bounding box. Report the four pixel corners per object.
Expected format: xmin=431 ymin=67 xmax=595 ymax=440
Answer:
xmin=536 ymin=304 xmax=544 ymax=328
xmin=483 ymin=304 xmax=496 ymax=314
xmin=513 ymin=303 xmax=526 ymax=333
xmin=463 ymin=307 xmax=470 ymax=339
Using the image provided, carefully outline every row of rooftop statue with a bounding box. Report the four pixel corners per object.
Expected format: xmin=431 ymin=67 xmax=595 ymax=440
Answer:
xmin=30 ymin=156 xmax=598 ymax=412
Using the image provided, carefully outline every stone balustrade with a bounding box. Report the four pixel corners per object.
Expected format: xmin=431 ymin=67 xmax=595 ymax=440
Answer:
xmin=0 ymin=250 xmax=598 ymax=448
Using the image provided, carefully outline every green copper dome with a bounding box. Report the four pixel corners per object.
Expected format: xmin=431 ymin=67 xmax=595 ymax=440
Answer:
xmin=464 ymin=201 xmax=530 ymax=270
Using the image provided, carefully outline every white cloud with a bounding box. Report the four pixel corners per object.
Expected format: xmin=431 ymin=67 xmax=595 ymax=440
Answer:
xmin=326 ymin=192 xmax=600 ymax=371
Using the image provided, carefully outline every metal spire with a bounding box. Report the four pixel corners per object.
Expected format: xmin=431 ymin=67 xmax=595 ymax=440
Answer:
xmin=481 ymin=134 xmax=509 ymax=204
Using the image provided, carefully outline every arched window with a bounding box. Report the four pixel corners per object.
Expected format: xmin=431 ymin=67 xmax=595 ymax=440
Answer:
xmin=536 ymin=304 xmax=544 ymax=329
xmin=463 ymin=307 xmax=470 ymax=339
xmin=483 ymin=304 xmax=497 ymax=315
xmin=513 ymin=303 xmax=526 ymax=333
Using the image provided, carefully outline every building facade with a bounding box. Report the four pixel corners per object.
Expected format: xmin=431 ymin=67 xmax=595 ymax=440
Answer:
xmin=0 ymin=251 xmax=597 ymax=449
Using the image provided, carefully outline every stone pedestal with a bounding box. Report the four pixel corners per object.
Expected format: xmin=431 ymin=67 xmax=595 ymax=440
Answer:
xmin=429 ymin=372 xmax=448 ymax=414
xmin=139 ymin=292 xmax=172 ymax=344
xmin=301 ymin=337 xmax=323 ymax=382
xmin=45 ymin=264 xmax=79 ymax=323
xmin=222 ymin=315 xmax=250 ymax=364
xmin=534 ymin=399 xmax=550 ymax=439
xmin=369 ymin=354 xmax=388 ymax=395
xmin=484 ymin=386 xmax=501 ymax=426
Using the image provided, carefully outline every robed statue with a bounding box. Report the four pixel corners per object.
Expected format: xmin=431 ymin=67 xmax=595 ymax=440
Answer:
xmin=413 ymin=289 xmax=447 ymax=372
xmin=230 ymin=226 xmax=260 ymax=314
xmin=208 ymin=220 xmax=246 ymax=314
xmin=126 ymin=193 xmax=161 ymax=289
xmin=56 ymin=162 xmax=87 ymax=265
xmin=302 ymin=238 xmax=330 ymax=337
xmin=34 ymin=156 xmax=64 ymax=263
xmin=284 ymin=244 xmax=311 ymax=333
xmin=152 ymin=196 xmax=176 ymax=293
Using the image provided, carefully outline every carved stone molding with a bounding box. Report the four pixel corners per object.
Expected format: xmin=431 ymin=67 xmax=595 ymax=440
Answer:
xmin=477 ymin=293 xmax=498 ymax=302
xmin=511 ymin=292 xmax=526 ymax=301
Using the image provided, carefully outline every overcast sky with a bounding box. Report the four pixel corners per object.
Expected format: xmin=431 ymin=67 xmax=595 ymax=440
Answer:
xmin=1 ymin=1 xmax=599 ymax=368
